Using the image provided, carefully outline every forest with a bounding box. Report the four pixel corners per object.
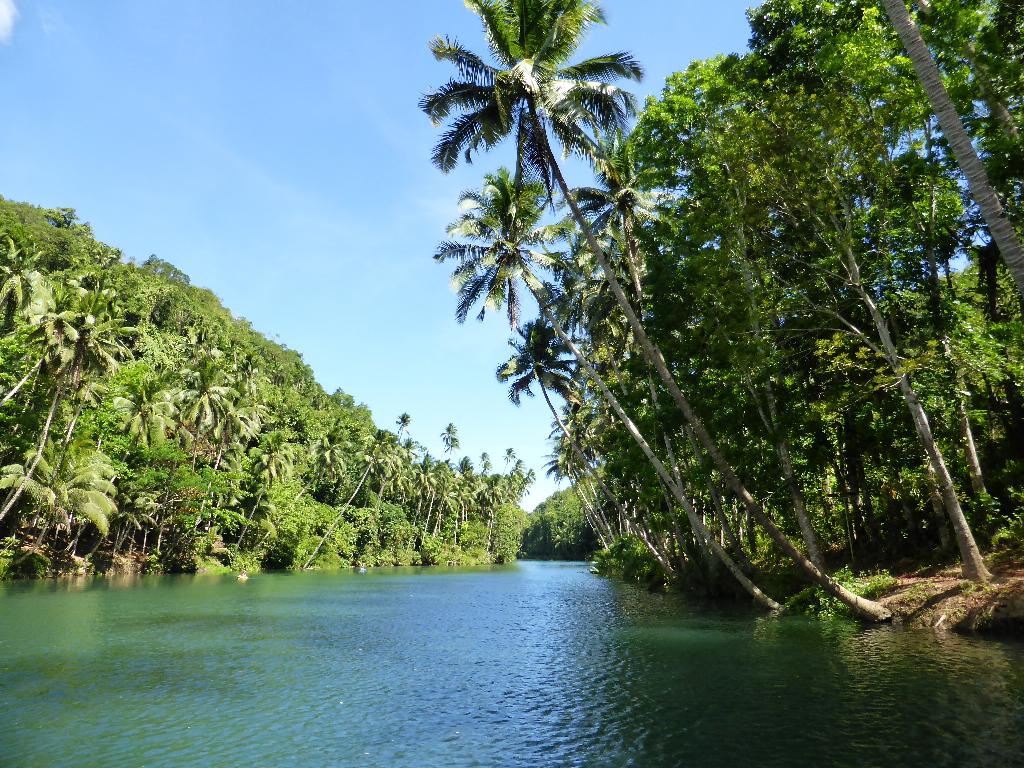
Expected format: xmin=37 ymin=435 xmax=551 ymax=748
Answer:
xmin=0 ymin=198 xmax=532 ymax=578
xmin=424 ymin=0 xmax=1024 ymax=621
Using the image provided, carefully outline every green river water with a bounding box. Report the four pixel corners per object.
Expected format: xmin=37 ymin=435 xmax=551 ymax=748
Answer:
xmin=1 ymin=561 xmax=1023 ymax=767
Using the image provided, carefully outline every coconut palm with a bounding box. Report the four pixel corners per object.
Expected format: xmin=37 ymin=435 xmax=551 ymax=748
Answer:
xmin=573 ymin=129 xmax=662 ymax=299
xmin=0 ymin=439 xmax=117 ymax=548
xmin=303 ymin=428 xmax=349 ymax=500
xmin=181 ymin=360 xmax=236 ymax=443
xmin=250 ymin=431 xmax=296 ymax=490
xmin=0 ymin=237 xmax=43 ymax=329
xmin=438 ymin=168 xmax=569 ymax=328
xmin=441 ymin=422 xmax=461 ymax=458
xmin=0 ymin=282 xmax=130 ymax=523
xmin=497 ymin=319 xmax=577 ymax=408
xmin=396 ymin=412 xmax=412 ymax=441
xmin=212 ymin=395 xmax=262 ymax=470
xmin=421 ymin=0 xmax=640 ymax=187
xmin=497 ymin=318 xmax=628 ymax=526
xmin=113 ymin=371 xmax=180 ymax=448
xmin=303 ymin=435 xmax=378 ymax=568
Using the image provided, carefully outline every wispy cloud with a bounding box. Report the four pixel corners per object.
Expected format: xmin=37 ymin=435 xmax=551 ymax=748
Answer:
xmin=0 ymin=0 xmax=17 ymax=44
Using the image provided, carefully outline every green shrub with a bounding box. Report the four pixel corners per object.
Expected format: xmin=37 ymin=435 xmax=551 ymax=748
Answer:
xmin=785 ymin=567 xmax=898 ymax=620
xmin=991 ymin=511 xmax=1024 ymax=558
xmin=593 ymin=536 xmax=665 ymax=587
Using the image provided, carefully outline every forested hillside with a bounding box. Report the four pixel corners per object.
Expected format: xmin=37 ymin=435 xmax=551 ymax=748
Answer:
xmin=0 ymin=198 xmax=530 ymax=578
xmin=426 ymin=0 xmax=1024 ymax=619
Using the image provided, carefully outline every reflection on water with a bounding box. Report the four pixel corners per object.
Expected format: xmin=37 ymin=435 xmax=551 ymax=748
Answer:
xmin=1 ymin=562 xmax=1023 ymax=767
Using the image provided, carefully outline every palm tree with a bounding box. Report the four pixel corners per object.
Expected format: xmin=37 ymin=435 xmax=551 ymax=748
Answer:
xmin=214 ymin=396 xmax=262 ymax=470
xmin=0 ymin=439 xmax=117 ymax=551
xmin=0 ymin=236 xmax=42 ymax=329
xmin=302 ymin=428 xmax=349 ymax=500
xmin=422 ymin=0 xmax=899 ymax=614
xmin=503 ymin=447 xmax=517 ymax=467
xmin=250 ymin=431 xmax=296 ymax=490
xmin=441 ymin=422 xmax=460 ymax=458
xmin=181 ymin=360 xmax=236 ymax=450
xmin=113 ymin=370 xmax=180 ymax=448
xmin=439 ymin=168 xmax=568 ymax=328
xmin=574 ymin=130 xmax=662 ymax=300
xmin=497 ymin=318 xmax=629 ymax=523
xmin=304 ymin=435 xmax=378 ymax=568
xmin=0 ymin=282 xmax=130 ymax=523
xmin=396 ymin=412 xmax=412 ymax=441
xmin=881 ymin=0 xmax=1024 ymax=300
xmin=421 ymin=0 xmax=640 ymax=185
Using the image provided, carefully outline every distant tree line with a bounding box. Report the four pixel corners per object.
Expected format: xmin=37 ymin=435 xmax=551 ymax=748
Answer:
xmin=0 ymin=198 xmax=531 ymax=578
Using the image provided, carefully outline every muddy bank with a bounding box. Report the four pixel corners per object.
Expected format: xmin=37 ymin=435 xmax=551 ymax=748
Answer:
xmin=880 ymin=563 xmax=1024 ymax=636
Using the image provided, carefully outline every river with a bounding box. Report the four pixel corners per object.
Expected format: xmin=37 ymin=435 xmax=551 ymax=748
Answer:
xmin=1 ymin=561 xmax=1023 ymax=767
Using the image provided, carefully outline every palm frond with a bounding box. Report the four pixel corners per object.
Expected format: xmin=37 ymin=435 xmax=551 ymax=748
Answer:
xmin=558 ymin=52 xmax=643 ymax=83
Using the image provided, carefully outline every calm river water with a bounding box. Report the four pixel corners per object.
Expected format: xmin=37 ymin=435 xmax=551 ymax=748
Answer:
xmin=1 ymin=561 xmax=1023 ymax=767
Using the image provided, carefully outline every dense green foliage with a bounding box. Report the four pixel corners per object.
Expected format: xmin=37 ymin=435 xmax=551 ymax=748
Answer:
xmin=0 ymin=198 xmax=530 ymax=578
xmin=424 ymin=0 xmax=1024 ymax=617
xmin=520 ymin=488 xmax=598 ymax=560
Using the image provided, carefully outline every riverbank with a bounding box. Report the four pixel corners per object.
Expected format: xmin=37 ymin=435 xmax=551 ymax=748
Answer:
xmin=8 ymin=536 xmax=1024 ymax=639
xmin=878 ymin=561 xmax=1024 ymax=635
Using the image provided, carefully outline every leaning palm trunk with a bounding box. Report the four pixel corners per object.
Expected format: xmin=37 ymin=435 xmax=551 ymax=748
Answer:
xmin=842 ymin=243 xmax=991 ymax=582
xmin=531 ymin=114 xmax=889 ymax=621
xmin=533 ymin=294 xmax=782 ymax=611
xmin=0 ymin=382 xmax=64 ymax=523
xmin=539 ymin=383 xmax=631 ymax=542
xmin=0 ymin=357 xmax=43 ymax=408
xmin=303 ymin=464 xmax=372 ymax=569
xmin=746 ymin=380 xmax=825 ymax=569
xmin=574 ymin=478 xmax=614 ymax=549
xmin=881 ymin=0 xmax=1024 ymax=299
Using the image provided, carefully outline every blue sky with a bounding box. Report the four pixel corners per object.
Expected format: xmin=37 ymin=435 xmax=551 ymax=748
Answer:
xmin=0 ymin=0 xmax=757 ymax=509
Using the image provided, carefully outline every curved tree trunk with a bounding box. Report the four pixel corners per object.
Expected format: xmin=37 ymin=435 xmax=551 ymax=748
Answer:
xmin=539 ymin=382 xmax=630 ymax=536
xmin=738 ymin=256 xmax=825 ymax=569
xmin=843 ymin=242 xmax=991 ymax=582
xmin=0 ymin=357 xmax=43 ymax=408
xmin=0 ymin=383 xmax=64 ymax=523
xmin=881 ymin=0 xmax=1024 ymax=299
xmin=304 ymin=463 xmax=372 ymax=569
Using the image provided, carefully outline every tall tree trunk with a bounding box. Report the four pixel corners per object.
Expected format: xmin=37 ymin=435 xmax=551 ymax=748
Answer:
xmin=735 ymin=221 xmax=825 ymax=568
xmin=0 ymin=382 xmax=64 ymax=523
xmin=843 ymin=242 xmax=991 ymax=582
xmin=747 ymin=371 xmax=825 ymax=569
xmin=881 ymin=0 xmax=1024 ymax=298
xmin=304 ymin=463 xmax=372 ymax=569
xmin=539 ymin=382 xmax=631 ymax=539
xmin=0 ymin=357 xmax=42 ymax=408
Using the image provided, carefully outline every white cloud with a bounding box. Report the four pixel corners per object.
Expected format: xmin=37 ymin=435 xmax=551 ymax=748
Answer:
xmin=0 ymin=0 xmax=18 ymax=44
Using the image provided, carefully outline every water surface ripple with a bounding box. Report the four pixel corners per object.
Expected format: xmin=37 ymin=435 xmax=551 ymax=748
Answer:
xmin=2 ymin=561 xmax=1023 ymax=767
